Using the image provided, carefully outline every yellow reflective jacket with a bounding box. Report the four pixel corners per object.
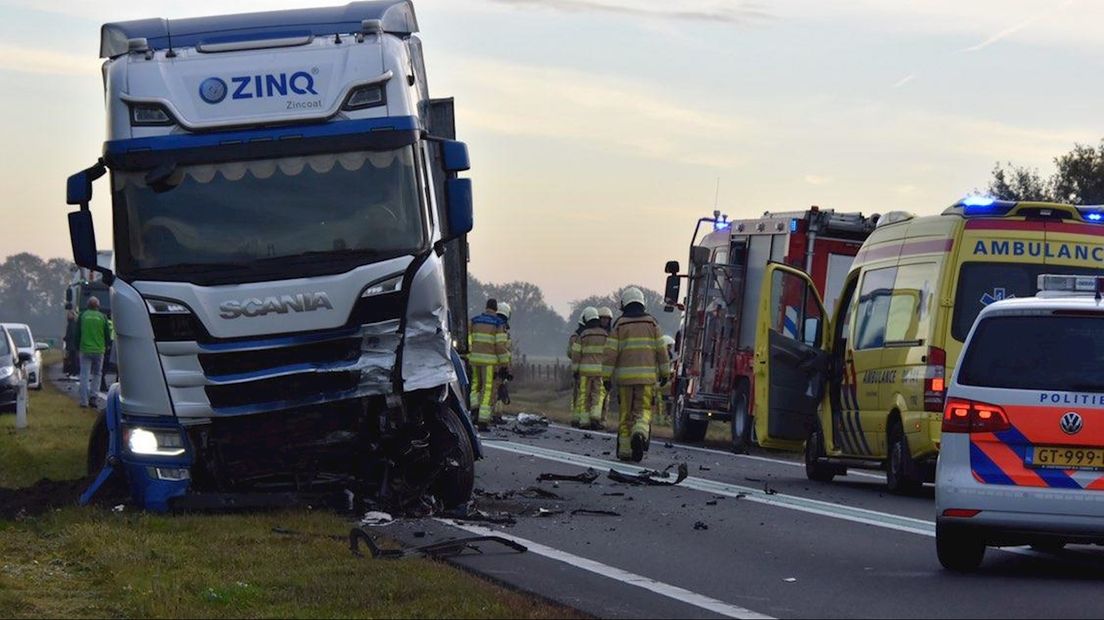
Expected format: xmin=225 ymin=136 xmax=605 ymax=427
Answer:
xmin=468 ymin=312 xmax=508 ymax=366
xmin=602 ymin=313 xmax=670 ymax=385
xmin=576 ymin=326 xmax=608 ymax=377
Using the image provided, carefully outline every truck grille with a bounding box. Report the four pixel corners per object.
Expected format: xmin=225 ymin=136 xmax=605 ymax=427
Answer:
xmin=198 ymin=336 xmax=362 ymax=378
xmin=205 ymin=370 xmax=361 ymax=409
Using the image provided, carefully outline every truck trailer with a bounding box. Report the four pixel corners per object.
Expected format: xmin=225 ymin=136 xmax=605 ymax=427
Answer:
xmin=662 ymin=208 xmax=877 ymax=451
xmin=67 ymin=1 xmax=479 ymax=512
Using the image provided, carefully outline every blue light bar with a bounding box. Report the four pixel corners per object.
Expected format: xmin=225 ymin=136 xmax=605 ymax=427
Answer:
xmin=1076 ymin=206 xmax=1104 ymax=223
xmin=790 ymin=219 xmax=799 ymax=233
xmin=961 ymin=195 xmax=996 ymax=207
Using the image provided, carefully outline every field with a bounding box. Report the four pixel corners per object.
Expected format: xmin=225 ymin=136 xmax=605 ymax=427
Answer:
xmin=0 ymin=363 xmax=572 ymax=619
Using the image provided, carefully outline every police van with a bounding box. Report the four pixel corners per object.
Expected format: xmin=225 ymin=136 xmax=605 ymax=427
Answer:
xmin=936 ymin=274 xmax=1104 ymax=571
xmin=752 ymin=199 xmax=1104 ymax=493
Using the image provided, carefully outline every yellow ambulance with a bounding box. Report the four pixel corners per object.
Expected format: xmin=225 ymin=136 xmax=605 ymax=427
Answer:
xmin=751 ymin=198 xmax=1104 ymax=493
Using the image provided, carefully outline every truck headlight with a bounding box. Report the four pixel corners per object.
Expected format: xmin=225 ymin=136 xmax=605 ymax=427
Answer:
xmin=126 ymin=427 xmax=186 ymax=456
xmin=342 ymin=84 xmax=386 ymax=111
xmin=129 ymin=102 xmax=177 ymax=126
xmin=361 ymin=274 xmax=403 ymax=298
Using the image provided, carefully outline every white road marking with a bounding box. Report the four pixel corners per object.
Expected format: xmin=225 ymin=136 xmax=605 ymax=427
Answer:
xmin=438 ymin=519 xmax=775 ymax=620
xmin=548 ymin=422 xmax=886 ymax=480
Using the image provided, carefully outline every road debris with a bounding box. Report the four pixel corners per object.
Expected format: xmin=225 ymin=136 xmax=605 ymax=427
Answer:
xmin=359 ymin=511 xmax=395 ymax=527
xmin=538 ymin=468 xmax=599 ymax=484
xmin=571 ymin=508 xmax=621 ymax=517
xmin=607 ymin=462 xmax=688 ymax=486
xmin=441 ymin=503 xmax=517 ymax=525
xmin=693 ymin=521 xmax=709 ymax=530
xmin=784 ymin=577 xmax=797 ymax=583
xmin=764 ymin=483 xmax=778 ymax=496
xmin=349 ymin=528 xmax=527 ymax=559
xmin=536 ymin=508 xmax=565 ymax=517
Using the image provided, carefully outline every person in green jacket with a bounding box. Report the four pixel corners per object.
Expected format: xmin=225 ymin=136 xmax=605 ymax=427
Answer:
xmin=75 ymin=297 xmax=111 ymax=408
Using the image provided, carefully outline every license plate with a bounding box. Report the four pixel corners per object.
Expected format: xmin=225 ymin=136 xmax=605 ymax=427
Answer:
xmin=1029 ymin=446 xmax=1104 ymax=471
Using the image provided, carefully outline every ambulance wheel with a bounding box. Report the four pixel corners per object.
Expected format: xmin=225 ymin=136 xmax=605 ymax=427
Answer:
xmin=804 ymin=426 xmax=837 ymax=482
xmin=431 ymin=405 xmax=476 ymax=509
xmin=937 ymin=523 xmax=986 ymax=572
xmin=730 ymin=384 xmax=752 ymax=453
xmin=673 ymin=395 xmax=708 ymax=443
xmin=887 ymin=420 xmax=923 ymax=495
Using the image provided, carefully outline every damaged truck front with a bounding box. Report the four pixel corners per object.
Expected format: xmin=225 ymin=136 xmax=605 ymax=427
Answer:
xmin=68 ymin=1 xmax=480 ymax=512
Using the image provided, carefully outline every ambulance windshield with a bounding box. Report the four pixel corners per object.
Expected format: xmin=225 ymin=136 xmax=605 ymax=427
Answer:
xmin=952 ymin=263 xmax=1104 ymax=341
xmin=959 ymin=315 xmax=1104 ymax=391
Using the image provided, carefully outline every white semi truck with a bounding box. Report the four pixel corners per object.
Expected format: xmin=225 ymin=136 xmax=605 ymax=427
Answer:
xmin=67 ymin=1 xmax=479 ymax=512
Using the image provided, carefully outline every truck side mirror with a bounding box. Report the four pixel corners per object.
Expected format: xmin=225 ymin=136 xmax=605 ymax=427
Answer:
xmin=17 ymin=351 xmax=32 ymax=364
xmin=690 ymin=246 xmax=711 ymax=266
xmin=68 ymin=210 xmax=99 ymax=270
xmin=445 ymin=178 xmax=473 ymax=238
xmin=664 ymin=274 xmax=681 ymax=310
xmin=665 ymin=260 xmax=680 ymax=274
xmin=67 ymin=171 xmax=93 ymax=205
xmin=441 ymin=140 xmax=470 ymax=173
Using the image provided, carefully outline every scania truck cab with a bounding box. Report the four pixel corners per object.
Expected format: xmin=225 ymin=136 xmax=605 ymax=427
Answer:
xmin=66 ymin=1 xmax=479 ymax=512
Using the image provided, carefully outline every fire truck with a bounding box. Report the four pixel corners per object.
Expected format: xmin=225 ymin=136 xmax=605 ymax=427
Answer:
xmin=662 ymin=207 xmax=878 ymax=449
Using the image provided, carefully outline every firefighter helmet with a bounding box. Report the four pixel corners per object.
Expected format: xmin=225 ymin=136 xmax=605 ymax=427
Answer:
xmin=620 ymin=286 xmax=646 ymax=309
xmin=598 ymin=306 xmax=614 ymax=319
xmin=497 ymin=302 xmax=512 ymax=320
xmin=582 ymin=306 xmax=600 ymax=323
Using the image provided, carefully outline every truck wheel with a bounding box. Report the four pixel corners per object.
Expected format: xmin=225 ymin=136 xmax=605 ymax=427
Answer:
xmin=804 ymin=425 xmax=838 ymax=482
xmin=730 ymin=384 xmax=752 ymax=453
xmin=431 ymin=405 xmax=476 ymax=509
xmin=886 ymin=420 xmax=922 ymax=495
xmin=673 ymin=395 xmax=708 ymax=443
xmin=936 ymin=523 xmax=986 ymax=572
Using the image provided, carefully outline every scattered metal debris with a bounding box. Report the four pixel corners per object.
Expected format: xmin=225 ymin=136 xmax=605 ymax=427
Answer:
xmin=607 ymin=462 xmax=689 ymax=486
xmin=349 ymin=528 xmax=527 ymax=559
xmin=693 ymin=521 xmax=709 ymax=531
xmin=536 ymin=508 xmax=565 ymax=518
xmin=519 ymin=487 xmax=563 ymax=500
xmin=764 ymin=483 xmax=778 ymax=496
xmin=571 ymin=508 xmax=621 ymax=517
xmin=441 ymin=503 xmax=517 ymax=525
xmin=538 ymin=468 xmax=599 ymax=484
xmin=698 ymin=465 xmax=711 ymax=472
xmin=706 ymin=500 xmax=718 ymax=506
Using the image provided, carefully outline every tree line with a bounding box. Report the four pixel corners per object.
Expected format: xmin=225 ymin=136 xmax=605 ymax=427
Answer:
xmin=0 ymin=253 xmax=73 ymax=341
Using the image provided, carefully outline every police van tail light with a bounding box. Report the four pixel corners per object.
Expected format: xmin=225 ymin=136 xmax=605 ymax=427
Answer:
xmin=923 ymin=346 xmax=946 ymax=413
xmin=942 ymin=398 xmax=1010 ymax=434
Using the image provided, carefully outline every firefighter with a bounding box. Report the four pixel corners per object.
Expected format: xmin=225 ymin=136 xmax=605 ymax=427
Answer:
xmin=468 ymin=299 xmax=507 ymax=430
xmin=572 ymin=307 xmax=608 ymax=429
xmin=603 ymin=287 xmax=670 ymax=462
xmin=598 ymin=306 xmax=614 ymax=330
xmin=567 ymin=312 xmax=586 ymax=427
xmin=493 ymin=302 xmax=513 ymax=422
xmin=658 ymin=334 xmax=677 ymax=423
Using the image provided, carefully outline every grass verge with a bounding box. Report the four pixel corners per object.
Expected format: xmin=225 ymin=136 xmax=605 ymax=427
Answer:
xmin=0 ymin=366 xmax=577 ymax=619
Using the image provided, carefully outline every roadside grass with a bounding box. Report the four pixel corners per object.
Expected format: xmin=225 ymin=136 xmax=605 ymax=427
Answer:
xmin=0 ymin=359 xmax=95 ymax=488
xmin=0 ymin=366 xmax=578 ymax=619
xmin=507 ymin=384 xmax=731 ymax=445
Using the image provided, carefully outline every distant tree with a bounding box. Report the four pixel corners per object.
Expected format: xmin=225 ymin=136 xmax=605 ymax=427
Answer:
xmin=0 ymin=253 xmax=73 ymax=340
xmin=467 ymin=275 xmax=567 ymax=358
xmin=987 ymin=163 xmax=1054 ymax=202
xmin=987 ymin=139 xmax=1104 ymax=204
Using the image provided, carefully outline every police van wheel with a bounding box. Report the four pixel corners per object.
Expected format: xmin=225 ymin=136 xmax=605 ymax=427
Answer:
xmin=730 ymin=385 xmax=752 ymax=453
xmin=804 ymin=426 xmax=837 ymax=482
xmin=886 ymin=421 xmax=922 ymax=495
xmin=431 ymin=405 xmax=476 ymax=509
xmin=936 ymin=523 xmax=986 ymax=572
xmin=673 ymin=395 xmax=708 ymax=443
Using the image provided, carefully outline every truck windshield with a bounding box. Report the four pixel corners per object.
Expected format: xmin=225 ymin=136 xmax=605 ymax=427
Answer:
xmin=952 ymin=262 xmax=1104 ymax=341
xmin=113 ymin=147 xmax=425 ymax=283
xmin=958 ymin=315 xmax=1104 ymax=391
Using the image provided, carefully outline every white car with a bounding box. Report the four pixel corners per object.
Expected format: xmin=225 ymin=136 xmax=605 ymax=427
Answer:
xmin=1 ymin=323 xmax=46 ymax=390
xmin=936 ymin=274 xmax=1104 ymax=571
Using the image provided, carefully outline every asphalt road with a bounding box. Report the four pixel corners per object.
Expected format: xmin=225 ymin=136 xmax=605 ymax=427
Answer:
xmin=381 ymin=421 xmax=1104 ymax=619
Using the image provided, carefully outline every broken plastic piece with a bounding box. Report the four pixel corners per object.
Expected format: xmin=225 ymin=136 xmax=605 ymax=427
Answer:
xmin=607 ymin=462 xmax=688 ymax=486
xmin=537 ymin=468 xmax=599 ymax=484
xmin=360 ymin=511 xmax=394 ymax=526
xmin=349 ymin=528 xmax=526 ymax=559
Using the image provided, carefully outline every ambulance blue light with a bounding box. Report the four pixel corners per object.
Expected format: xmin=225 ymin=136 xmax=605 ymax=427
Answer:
xmin=1088 ymin=213 xmax=1103 ymax=222
xmin=790 ymin=219 xmax=799 ymax=232
xmin=962 ymin=195 xmax=996 ymax=207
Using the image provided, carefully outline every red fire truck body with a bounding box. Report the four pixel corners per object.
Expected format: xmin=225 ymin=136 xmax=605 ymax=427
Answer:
xmin=666 ymin=208 xmax=877 ymax=447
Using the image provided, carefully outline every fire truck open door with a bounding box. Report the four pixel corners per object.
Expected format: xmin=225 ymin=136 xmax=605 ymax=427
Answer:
xmin=753 ymin=264 xmax=830 ymax=452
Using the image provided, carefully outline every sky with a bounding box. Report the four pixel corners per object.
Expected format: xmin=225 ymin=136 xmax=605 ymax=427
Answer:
xmin=1 ymin=0 xmax=1102 ymax=315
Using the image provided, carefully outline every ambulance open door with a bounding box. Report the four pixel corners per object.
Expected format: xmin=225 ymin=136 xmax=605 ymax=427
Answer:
xmin=753 ymin=264 xmax=830 ymax=451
